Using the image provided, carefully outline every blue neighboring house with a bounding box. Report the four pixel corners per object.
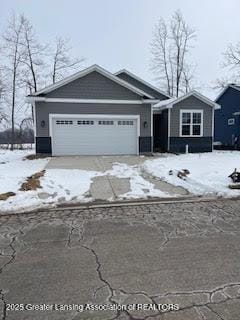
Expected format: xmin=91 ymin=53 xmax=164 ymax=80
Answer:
xmin=215 ymin=84 xmax=240 ymax=149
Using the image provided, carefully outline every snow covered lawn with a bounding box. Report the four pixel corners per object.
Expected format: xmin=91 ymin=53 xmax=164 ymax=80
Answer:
xmin=1 ymin=150 xmax=240 ymax=214
xmin=144 ymin=151 xmax=240 ymax=197
xmin=0 ymin=149 xmax=48 ymax=195
xmin=0 ymin=150 xmax=101 ymax=213
xmin=0 ymin=151 xmax=171 ymax=213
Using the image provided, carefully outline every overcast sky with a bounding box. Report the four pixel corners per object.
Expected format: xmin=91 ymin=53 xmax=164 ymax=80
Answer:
xmin=1 ymin=0 xmax=239 ymax=98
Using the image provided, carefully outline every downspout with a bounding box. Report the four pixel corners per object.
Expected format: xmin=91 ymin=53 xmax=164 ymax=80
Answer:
xmin=212 ymin=108 xmax=215 ymax=151
xmin=168 ymin=108 xmax=171 ymax=152
xmin=151 ymin=103 xmax=153 ymax=154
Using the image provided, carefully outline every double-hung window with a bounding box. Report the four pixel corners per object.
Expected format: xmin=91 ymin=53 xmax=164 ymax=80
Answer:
xmin=180 ymin=110 xmax=203 ymax=137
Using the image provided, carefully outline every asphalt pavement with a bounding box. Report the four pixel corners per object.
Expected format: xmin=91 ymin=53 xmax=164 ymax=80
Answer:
xmin=0 ymin=199 xmax=240 ymax=319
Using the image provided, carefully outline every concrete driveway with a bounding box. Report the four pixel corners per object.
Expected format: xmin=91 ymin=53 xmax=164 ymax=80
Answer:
xmin=0 ymin=199 xmax=240 ymax=319
xmin=46 ymin=156 xmax=188 ymax=201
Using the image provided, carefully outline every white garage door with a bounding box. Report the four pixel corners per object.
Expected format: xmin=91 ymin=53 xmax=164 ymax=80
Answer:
xmin=51 ymin=116 xmax=138 ymax=156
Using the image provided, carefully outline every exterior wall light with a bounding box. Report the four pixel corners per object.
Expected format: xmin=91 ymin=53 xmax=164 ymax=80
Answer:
xmin=41 ymin=120 xmax=46 ymax=128
xmin=143 ymin=121 xmax=148 ymax=128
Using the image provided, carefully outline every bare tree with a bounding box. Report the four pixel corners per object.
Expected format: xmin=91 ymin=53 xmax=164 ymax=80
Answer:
xmin=181 ymin=64 xmax=197 ymax=93
xmin=0 ymin=70 xmax=4 ymax=99
xmin=223 ymin=43 xmax=240 ymax=71
xmin=20 ymin=15 xmax=46 ymax=93
xmin=2 ymin=13 xmax=24 ymax=150
xmin=50 ymin=37 xmax=85 ymax=84
xmin=19 ymin=15 xmax=47 ymax=122
xmin=213 ymin=76 xmax=239 ymax=90
xmin=214 ymin=42 xmax=240 ymax=89
xmin=151 ymin=10 xmax=196 ymax=97
xmin=151 ymin=18 xmax=171 ymax=95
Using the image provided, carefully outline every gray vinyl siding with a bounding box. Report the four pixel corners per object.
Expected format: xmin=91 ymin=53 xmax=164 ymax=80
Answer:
xmin=45 ymin=71 xmax=141 ymax=100
xmin=35 ymin=102 xmax=151 ymax=137
xmin=116 ymin=72 xmax=169 ymax=100
xmin=170 ymin=96 xmax=213 ymax=137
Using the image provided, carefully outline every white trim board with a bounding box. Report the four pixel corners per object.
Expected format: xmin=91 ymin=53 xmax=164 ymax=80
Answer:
xmin=154 ymin=90 xmax=221 ymax=111
xmin=26 ymin=97 xmax=159 ymax=104
xmin=49 ymin=113 xmax=140 ymax=156
xmin=114 ymin=69 xmax=171 ymax=99
xmin=33 ymin=101 xmax=37 ymax=137
xmin=29 ymin=64 xmax=154 ymax=99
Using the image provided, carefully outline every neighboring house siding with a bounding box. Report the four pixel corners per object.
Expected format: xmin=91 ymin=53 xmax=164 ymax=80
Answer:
xmin=215 ymin=87 xmax=240 ymax=147
xmin=45 ymin=71 xmax=141 ymax=100
xmin=116 ymin=72 xmax=168 ymax=100
xmin=170 ymin=96 xmax=213 ymax=137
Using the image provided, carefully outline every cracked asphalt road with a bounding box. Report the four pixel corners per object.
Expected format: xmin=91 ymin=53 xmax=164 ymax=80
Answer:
xmin=0 ymin=199 xmax=240 ymax=320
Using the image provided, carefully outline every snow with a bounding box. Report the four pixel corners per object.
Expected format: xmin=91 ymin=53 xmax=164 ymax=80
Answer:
xmin=0 ymin=168 xmax=100 ymax=212
xmin=40 ymin=169 xmax=100 ymax=202
xmin=1 ymin=150 xmax=240 ymax=214
xmin=0 ymin=150 xmax=100 ymax=212
xmin=144 ymin=151 xmax=240 ymax=197
xmin=0 ymin=150 xmax=48 ymax=194
xmin=153 ymin=97 xmax=176 ymax=109
xmin=106 ymin=163 xmax=170 ymax=199
xmin=0 ymin=150 xmax=171 ymax=213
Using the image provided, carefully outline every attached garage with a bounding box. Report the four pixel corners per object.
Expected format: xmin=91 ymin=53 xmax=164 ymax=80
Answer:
xmin=28 ymin=65 xmax=160 ymax=155
xmin=50 ymin=115 xmax=139 ymax=156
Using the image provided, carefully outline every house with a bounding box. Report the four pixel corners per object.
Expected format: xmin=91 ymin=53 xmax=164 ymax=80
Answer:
xmin=27 ymin=65 xmax=220 ymax=156
xmin=215 ymin=84 xmax=240 ymax=149
xmin=153 ymin=91 xmax=220 ymax=153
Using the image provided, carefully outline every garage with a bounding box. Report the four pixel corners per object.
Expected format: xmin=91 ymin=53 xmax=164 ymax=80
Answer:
xmin=50 ymin=115 xmax=139 ymax=156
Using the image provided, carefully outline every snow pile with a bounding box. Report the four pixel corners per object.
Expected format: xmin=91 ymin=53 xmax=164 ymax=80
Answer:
xmin=144 ymin=151 xmax=240 ymax=196
xmin=106 ymin=162 xmax=170 ymax=199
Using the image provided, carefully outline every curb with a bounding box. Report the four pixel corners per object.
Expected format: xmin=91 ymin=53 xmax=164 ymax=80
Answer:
xmin=53 ymin=195 xmax=232 ymax=211
xmin=1 ymin=195 xmax=240 ymax=217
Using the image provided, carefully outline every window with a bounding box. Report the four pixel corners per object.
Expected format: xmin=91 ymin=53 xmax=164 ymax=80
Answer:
xmin=228 ymin=118 xmax=235 ymax=125
xmin=98 ymin=120 xmax=114 ymax=125
xmin=56 ymin=120 xmax=73 ymax=125
xmin=77 ymin=120 xmax=94 ymax=125
xmin=118 ymin=120 xmax=134 ymax=125
xmin=180 ymin=110 xmax=203 ymax=137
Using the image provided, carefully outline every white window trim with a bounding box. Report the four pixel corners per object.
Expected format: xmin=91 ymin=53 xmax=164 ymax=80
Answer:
xmin=179 ymin=109 xmax=203 ymax=137
xmin=228 ymin=118 xmax=235 ymax=125
xmin=49 ymin=114 xmax=140 ymax=156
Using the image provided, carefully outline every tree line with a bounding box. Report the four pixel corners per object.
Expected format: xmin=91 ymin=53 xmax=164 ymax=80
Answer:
xmin=0 ymin=13 xmax=85 ymax=149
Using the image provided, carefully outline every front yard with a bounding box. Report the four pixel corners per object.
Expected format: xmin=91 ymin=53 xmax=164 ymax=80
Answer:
xmin=144 ymin=151 xmax=240 ymax=196
xmin=0 ymin=149 xmax=240 ymax=213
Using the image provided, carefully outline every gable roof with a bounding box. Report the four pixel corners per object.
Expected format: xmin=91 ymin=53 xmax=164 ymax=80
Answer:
xmin=30 ymin=64 xmax=154 ymax=99
xmin=115 ymin=69 xmax=171 ymax=99
xmin=154 ymin=90 xmax=221 ymax=111
xmin=215 ymin=84 xmax=240 ymax=102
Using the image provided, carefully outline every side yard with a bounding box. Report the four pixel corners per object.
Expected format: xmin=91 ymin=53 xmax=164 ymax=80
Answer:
xmin=0 ymin=149 xmax=240 ymax=213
